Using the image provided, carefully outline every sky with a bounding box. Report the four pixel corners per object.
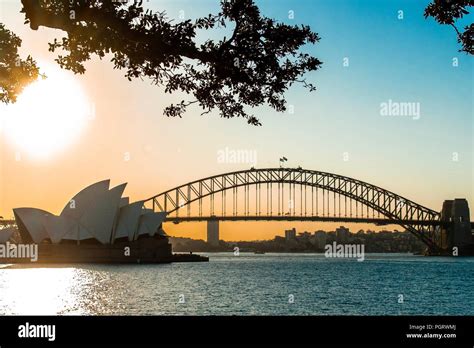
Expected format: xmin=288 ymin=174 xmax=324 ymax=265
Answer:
xmin=0 ymin=0 xmax=472 ymax=241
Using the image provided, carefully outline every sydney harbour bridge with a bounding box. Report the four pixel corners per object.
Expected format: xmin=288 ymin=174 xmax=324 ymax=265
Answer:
xmin=143 ymin=167 xmax=473 ymax=255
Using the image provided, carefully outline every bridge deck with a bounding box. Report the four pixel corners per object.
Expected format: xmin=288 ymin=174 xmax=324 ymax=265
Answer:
xmin=2 ymin=218 xmax=473 ymax=229
xmin=164 ymin=215 xmax=451 ymax=226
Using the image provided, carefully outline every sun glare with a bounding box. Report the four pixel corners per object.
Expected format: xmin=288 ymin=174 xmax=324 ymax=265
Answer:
xmin=0 ymin=63 xmax=90 ymax=159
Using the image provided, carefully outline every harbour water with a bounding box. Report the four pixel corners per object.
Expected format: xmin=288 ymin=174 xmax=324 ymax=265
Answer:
xmin=0 ymin=253 xmax=472 ymax=315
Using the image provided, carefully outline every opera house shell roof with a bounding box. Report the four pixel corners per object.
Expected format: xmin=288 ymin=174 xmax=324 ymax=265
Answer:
xmin=12 ymin=180 xmax=167 ymax=245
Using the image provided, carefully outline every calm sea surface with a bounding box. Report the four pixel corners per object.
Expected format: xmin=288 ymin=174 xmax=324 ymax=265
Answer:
xmin=0 ymin=253 xmax=472 ymax=315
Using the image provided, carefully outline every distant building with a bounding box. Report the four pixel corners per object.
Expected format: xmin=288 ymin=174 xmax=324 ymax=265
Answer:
xmin=285 ymin=228 xmax=296 ymax=241
xmin=335 ymin=226 xmax=350 ymax=243
xmin=298 ymin=232 xmax=311 ymax=241
xmin=274 ymin=236 xmax=285 ymax=243
xmin=207 ymin=220 xmax=219 ymax=246
xmin=313 ymin=230 xmax=327 ymax=248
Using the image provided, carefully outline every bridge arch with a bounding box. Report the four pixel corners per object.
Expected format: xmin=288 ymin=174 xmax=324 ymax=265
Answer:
xmin=144 ymin=168 xmax=441 ymax=249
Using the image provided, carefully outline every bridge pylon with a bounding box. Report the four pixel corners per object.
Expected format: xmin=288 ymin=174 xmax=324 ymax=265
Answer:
xmin=440 ymin=199 xmax=473 ymax=255
xmin=207 ymin=218 xmax=219 ymax=247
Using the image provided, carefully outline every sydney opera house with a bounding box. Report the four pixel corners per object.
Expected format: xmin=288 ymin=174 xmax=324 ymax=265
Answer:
xmin=1 ymin=180 xmax=174 ymax=263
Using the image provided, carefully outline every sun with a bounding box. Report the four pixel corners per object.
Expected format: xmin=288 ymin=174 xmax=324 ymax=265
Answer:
xmin=0 ymin=62 xmax=90 ymax=159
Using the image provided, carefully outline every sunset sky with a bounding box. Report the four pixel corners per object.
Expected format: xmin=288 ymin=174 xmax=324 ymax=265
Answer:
xmin=0 ymin=0 xmax=472 ymax=241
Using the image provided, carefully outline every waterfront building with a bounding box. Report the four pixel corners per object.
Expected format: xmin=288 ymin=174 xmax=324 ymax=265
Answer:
xmin=3 ymin=180 xmax=172 ymax=263
xmin=274 ymin=236 xmax=285 ymax=243
xmin=335 ymin=226 xmax=351 ymax=243
xmin=298 ymin=232 xmax=311 ymax=241
xmin=285 ymin=228 xmax=296 ymax=240
xmin=313 ymin=230 xmax=327 ymax=248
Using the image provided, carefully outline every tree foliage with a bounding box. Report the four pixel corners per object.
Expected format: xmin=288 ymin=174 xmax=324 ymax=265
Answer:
xmin=425 ymin=0 xmax=473 ymax=55
xmin=16 ymin=0 xmax=322 ymax=125
xmin=0 ymin=23 xmax=40 ymax=104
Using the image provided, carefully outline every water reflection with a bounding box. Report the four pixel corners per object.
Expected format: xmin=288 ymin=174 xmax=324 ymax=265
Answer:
xmin=0 ymin=266 xmax=83 ymax=315
xmin=0 ymin=265 xmax=132 ymax=315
